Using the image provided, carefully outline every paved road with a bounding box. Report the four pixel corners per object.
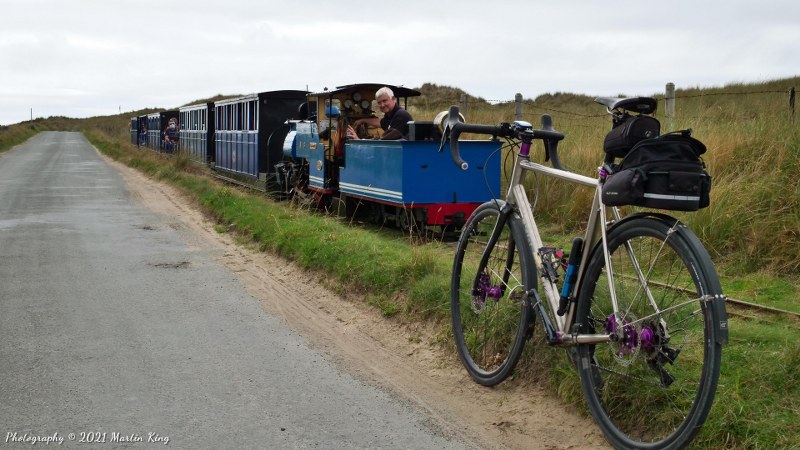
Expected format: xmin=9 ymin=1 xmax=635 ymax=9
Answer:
xmin=0 ymin=132 xmax=468 ymax=448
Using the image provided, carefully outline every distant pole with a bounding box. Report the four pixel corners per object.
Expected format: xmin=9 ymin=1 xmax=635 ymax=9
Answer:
xmin=515 ymin=93 xmax=523 ymax=120
xmin=665 ymin=82 xmax=676 ymax=131
xmin=460 ymin=94 xmax=467 ymax=118
xmin=30 ymin=108 xmax=33 ymax=121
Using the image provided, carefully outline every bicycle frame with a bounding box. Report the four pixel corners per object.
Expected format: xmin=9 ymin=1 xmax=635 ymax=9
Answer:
xmin=502 ymin=139 xmax=624 ymax=346
xmin=449 ymin=102 xmax=726 ymax=448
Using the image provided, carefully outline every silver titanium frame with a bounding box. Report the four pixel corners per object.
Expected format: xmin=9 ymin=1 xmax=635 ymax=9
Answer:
xmin=504 ymin=154 xmax=652 ymax=345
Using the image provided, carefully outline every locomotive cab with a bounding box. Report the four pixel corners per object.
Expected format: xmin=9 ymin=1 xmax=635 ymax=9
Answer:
xmin=283 ymin=82 xmax=501 ymax=233
xmin=284 ymin=83 xmax=420 ymax=197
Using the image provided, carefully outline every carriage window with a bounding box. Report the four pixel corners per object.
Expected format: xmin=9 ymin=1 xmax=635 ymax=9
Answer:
xmin=247 ymin=100 xmax=257 ymax=131
xmin=253 ymin=100 xmax=259 ymax=131
xmin=219 ymin=105 xmax=230 ymax=131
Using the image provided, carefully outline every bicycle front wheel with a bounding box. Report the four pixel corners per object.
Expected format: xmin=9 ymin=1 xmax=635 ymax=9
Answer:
xmin=451 ymin=200 xmax=536 ymax=386
xmin=575 ymin=216 xmax=722 ymax=449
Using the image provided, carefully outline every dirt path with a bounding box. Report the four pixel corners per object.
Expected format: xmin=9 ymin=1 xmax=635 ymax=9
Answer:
xmin=105 ymin=153 xmax=610 ymax=450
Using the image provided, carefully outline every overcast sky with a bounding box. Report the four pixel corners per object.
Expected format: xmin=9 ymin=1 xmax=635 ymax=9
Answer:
xmin=2 ymin=0 xmax=798 ymax=125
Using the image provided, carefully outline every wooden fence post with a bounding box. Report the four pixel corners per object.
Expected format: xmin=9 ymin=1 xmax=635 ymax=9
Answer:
xmin=515 ymin=93 xmax=523 ymax=120
xmin=790 ymin=87 xmax=795 ymax=120
xmin=460 ymin=94 xmax=468 ymax=118
xmin=665 ymin=83 xmax=676 ymax=131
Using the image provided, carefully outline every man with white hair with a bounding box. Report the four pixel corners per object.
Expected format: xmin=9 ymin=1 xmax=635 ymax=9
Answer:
xmin=347 ymin=86 xmax=413 ymax=140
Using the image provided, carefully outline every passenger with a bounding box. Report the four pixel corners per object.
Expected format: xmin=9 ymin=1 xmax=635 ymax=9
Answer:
xmin=163 ymin=118 xmax=179 ymax=152
xmin=139 ymin=125 xmax=147 ymax=147
xmin=347 ymin=87 xmax=412 ymax=140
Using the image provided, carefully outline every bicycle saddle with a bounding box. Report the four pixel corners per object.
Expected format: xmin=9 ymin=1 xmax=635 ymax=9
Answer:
xmin=595 ymin=97 xmax=657 ymax=115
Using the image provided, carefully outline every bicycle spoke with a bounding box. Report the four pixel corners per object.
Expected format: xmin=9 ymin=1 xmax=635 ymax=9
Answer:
xmin=451 ymin=202 xmax=534 ymax=386
xmin=577 ymin=217 xmax=721 ymax=448
xmin=446 ymin=102 xmax=723 ymax=450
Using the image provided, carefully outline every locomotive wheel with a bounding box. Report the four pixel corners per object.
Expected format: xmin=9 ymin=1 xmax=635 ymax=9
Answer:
xmin=397 ymin=208 xmax=411 ymax=231
xmin=396 ymin=207 xmax=424 ymax=235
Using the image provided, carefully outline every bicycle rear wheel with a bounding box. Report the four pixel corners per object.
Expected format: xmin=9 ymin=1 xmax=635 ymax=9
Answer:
xmin=575 ymin=216 xmax=722 ymax=449
xmin=451 ymin=201 xmax=535 ymax=386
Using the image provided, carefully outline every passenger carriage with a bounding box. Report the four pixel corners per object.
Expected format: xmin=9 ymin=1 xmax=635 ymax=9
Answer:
xmin=135 ymin=115 xmax=148 ymax=147
xmin=138 ymin=115 xmax=148 ymax=147
xmin=213 ymin=91 xmax=310 ymax=190
xmin=178 ymin=102 xmax=215 ymax=164
xmin=130 ymin=117 xmax=139 ymax=145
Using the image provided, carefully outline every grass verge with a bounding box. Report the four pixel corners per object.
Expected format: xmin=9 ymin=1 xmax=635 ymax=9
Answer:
xmin=73 ymin=125 xmax=800 ymax=449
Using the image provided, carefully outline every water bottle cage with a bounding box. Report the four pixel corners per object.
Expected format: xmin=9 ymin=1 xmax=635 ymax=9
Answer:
xmin=539 ymin=247 xmax=566 ymax=283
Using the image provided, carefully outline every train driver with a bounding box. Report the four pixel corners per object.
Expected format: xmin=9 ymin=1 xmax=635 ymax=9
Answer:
xmin=347 ymin=87 xmax=412 ymax=140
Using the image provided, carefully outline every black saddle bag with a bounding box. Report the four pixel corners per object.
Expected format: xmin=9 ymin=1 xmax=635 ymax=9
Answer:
xmin=602 ymin=132 xmax=712 ymax=211
xmin=603 ymin=115 xmax=661 ymax=158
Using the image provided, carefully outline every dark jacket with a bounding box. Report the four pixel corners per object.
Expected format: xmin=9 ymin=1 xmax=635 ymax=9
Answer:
xmin=379 ymin=104 xmax=412 ymax=140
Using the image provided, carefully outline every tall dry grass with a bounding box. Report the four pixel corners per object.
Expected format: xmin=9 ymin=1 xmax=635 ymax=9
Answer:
xmin=411 ymin=78 xmax=800 ymax=274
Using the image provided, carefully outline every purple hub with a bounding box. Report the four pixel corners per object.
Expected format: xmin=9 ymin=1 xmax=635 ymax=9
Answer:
xmin=605 ymin=314 xmax=639 ymax=355
xmin=476 ymin=273 xmax=502 ymax=300
xmin=474 ymin=273 xmax=502 ymax=308
xmin=640 ymin=326 xmax=655 ymax=350
xmin=486 ymin=285 xmax=502 ymax=300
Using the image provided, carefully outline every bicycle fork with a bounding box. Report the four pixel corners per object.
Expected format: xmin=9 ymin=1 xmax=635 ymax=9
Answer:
xmin=469 ymin=203 xmax=513 ymax=305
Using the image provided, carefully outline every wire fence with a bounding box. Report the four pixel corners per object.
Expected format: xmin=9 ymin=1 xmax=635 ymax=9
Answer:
xmin=416 ymin=84 xmax=797 ymax=123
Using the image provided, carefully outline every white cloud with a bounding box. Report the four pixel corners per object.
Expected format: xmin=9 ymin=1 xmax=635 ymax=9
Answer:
xmin=0 ymin=0 xmax=798 ymax=125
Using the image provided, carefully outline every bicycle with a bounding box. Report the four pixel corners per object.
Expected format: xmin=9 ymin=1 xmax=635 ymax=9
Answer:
xmin=440 ymin=97 xmax=729 ymax=449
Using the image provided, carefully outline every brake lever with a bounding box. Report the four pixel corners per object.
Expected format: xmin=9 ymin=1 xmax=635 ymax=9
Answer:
xmin=437 ymin=105 xmax=462 ymax=153
xmin=437 ymin=123 xmax=450 ymax=153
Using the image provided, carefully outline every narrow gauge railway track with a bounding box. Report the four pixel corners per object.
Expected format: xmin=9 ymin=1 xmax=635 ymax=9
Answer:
xmin=631 ymin=277 xmax=800 ymax=319
xmin=178 ymin=168 xmax=800 ymax=319
xmin=212 ymin=171 xmax=268 ymax=193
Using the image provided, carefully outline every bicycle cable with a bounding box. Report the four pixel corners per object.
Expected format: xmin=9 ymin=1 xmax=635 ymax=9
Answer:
xmin=484 ymin=138 xmax=518 ymax=212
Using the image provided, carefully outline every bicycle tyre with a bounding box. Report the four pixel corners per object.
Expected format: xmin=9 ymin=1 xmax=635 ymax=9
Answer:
xmin=450 ymin=200 xmax=536 ymax=386
xmin=575 ymin=216 xmax=722 ymax=449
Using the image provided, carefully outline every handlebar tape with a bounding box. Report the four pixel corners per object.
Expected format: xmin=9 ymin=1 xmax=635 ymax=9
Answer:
xmin=449 ymin=122 xmax=504 ymax=170
xmin=445 ymin=106 xmax=565 ymax=171
xmin=530 ymin=129 xmax=566 ymax=141
xmin=539 ymin=114 xmax=565 ymax=170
